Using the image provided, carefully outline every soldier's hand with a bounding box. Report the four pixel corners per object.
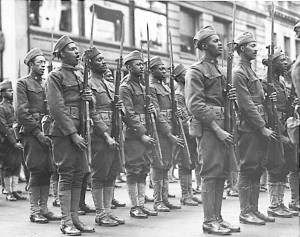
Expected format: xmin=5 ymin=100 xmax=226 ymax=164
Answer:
xmin=14 ymin=142 xmax=23 ymax=151
xmin=81 ymin=89 xmax=93 ymax=101
xmin=115 ymin=100 xmax=123 ymax=110
xmin=70 ymin=133 xmax=87 ymax=151
xmin=167 ymin=133 xmax=184 ymax=147
xmin=227 ymin=86 xmax=237 ymax=100
xmin=175 ymin=108 xmax=183 ymax=118
xmin=269 ymin=92 xmax=277 ymax=102
xmin=141 ymin=134 xmax=156 ymax=145
xmin=260 ymin=127 xmax=278 ymax=141
xmin=281 ymin=135 xmax=293 ymax=148
xmin=215 ymin=128 xmax=234 ymax=146
xmin=103 ymin=133 xmax=119 ymax=150
xmin=36 ymin=132 xmax=52 ymax=149
xmin=148 ymin=103 xmax=156 ymax=115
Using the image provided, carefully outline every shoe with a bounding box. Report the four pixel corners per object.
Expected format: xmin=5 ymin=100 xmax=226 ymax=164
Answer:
xmin=154 ymin=203 xmax=170 ymax=212
xmin=239 ymin=212 xmax=265 ymax=225
xmin=163 ymin=202 xmax=181 ymax=209
xmin=111 ymin=204 xmax=116 ymax=209
xmin=227 ymin=189 xmax=238 ymax=197
xmin=30 ymin=213 xmax=49 ymax=224
xmin=79 ymin=204 xmax=95 ymax=213
xmin=60 ymin=223 xmax=81 ymax=236
xmin=140 ymin=206 xmax=158 ymax=216
xmin=203 ymin=220 xmax=231 ymax=235
xmin=53 ymin=199 xmax=61 ymax=207
xmin=77 ymin=210 xmax=86 ymax=215
xmin=289 ymin=202 xmax=300 ymax=212
xmin=130 ymin=206 xmax=148 ymax=219
xmin=280 ymin=203 xmax=298 ymax=216
xmin=217 ymin=215 xmax=240 ymax=232
xmin=73 ymin=221 xmax=95 ymax=233
xmin=112 ymin=198 xmax=126 ymax=207
xmin=267 ymin=206 xmax=293 ymax=218
xmin=42 ymin=211 xmax=61 ymax=221
xmin=168 ymin=194 xmax=176 ymax=198
xmin=145 ymin=195 xmax=154 ymax=203
xmin=12 ymin=191 xmax=27 ymax=200
xmin=95 ymin=214 xmax=118 ymax=227
xmin=6 ymin=194 xmax=17 ymax=201
xmin=253 ymin=211 xmax=275 ymax=222
xmin=192 ymin=196 xmax=202 ymax=204
xmin=109 ymin=214 xmax=125 ymax=224
xmin=180 ymin=197 xmax=198 ymax=206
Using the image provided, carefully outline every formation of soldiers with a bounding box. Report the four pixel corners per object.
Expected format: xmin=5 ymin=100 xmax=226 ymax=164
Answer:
xmin=0 ymin=19 xmax=299 ymax=237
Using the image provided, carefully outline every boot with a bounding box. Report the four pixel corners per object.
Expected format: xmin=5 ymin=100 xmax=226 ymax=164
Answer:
xmin=70 ymin=188 xmax=95 ymax=233
xmin=216 ymin=215 xmax=240 ymax=233
xmin=4 ymin=176 xmax=16 ymax=201
xmin=29 ymin=186 xmax=48 ymax=224
xmin=153 ymin=180 xmax=169 ymax=212
xmin=127 ymin=183 xmax=147 ymax=218
xmin=203 ymin=220 xmax=231 ymax=235
xmin=12 ymin=176 xmax=26 ymax=200
xmin=162 ymin=179 xmax=181 ymax=209
xmin=79 ymin=179 xmax=95 ymax=214
xmin=40 ymin=185 xmax=61 ymax=221
xmin=250 ymin=182 xmax=275 ymax=222
xmin=238 ymin=176 xmax=265 ymax=225
xmin=52 ymin=180 xmax=60 ymax=207
xmin=188 ymin=174 xmax=202 ymax=204
xmin=267 ymin=182 xmax=290 ymax=218
xmin=179 ymin=174 xmax=198 ymax=206
xmin=104 ymin=186 xmax=124 ymax=225
xmin=278 ymin=183 xmax=297 ymax=216
xmin=138 ymin=183 xmax=157 ymax=216
xmin=289 ymin=172 xmax=299 ymax=211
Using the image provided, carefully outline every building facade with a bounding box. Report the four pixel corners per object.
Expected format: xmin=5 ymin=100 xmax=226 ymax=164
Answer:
xmin=0 ymin=0 xmax=299 ymax=85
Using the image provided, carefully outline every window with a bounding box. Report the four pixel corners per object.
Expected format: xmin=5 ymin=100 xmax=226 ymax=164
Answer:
xmin=134 ymin=1 xmax=167 ymax=51
xmin=284 ymin=36 xmax=291 ymax=56
xmin=29 ymin=0 xmax=79 ymax=34
xmin=180 ymin=8 xmax=197 ymax=54
xmin=84 ymin=0 xmax=130 ymax=45
xmin=213 ymin=17 xmax=229 ymax=63
xmin=296 ymin=40 xmax=300 ymax=58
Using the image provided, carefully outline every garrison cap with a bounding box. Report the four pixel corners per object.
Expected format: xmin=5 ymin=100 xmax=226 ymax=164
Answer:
xmin=0 ymin=80 xmax=12 ymax=91
xmin=53 ymin=35 xmax=74 ymax=54
xmin=234 ymin=32 xmax=256 ymax=46
xmin=294 ymin=21 xmax=300 ymax=31
xmin=174 ymin=64 xmax=186 ymax=77
xmin=193 ymin=26 xmax=217 ymax=47
xmin=149 ymin=56 xmax=164 ymax=69
xmin=262 ymin=46 xmax=285 ymax=66
xmin=124 ymin=50 xmax=143 ymax=65
xmin=82 ymin=47 xmax=101 ymax=62
xmin=24 ymin=48 xmax=44 ymax=66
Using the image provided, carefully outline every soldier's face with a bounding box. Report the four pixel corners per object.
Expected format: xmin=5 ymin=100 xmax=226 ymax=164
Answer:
xmin=61 ymin=43 xmax=79 ymax=66
xmin=3 ymin=89 xmax=13 ymax=100
xmin=129 ymin=60 xmax=144 ymax=77
xmin=242 ymin=42 xmax=257 ymax=61
xmin=204 ymin=35 xmax=222 ymax=57
xmin=152 ymin=65 xmax=166 ymax=81
xmin=104 ymin=70 xmax=114 ymax=83
xmin=31 ymin=56 xmax=46 ymax=76
xmin=91 ymin=53 xmax=107 ymax=74
xmin=274 ymin=55 xmax=287 ymax=75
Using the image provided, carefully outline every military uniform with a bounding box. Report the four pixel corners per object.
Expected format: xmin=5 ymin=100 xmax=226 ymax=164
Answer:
xmin=174 ymin=64 xmax=199 ymax=206
xmin=0 ymin=81 xmax=24 ymax=201
xmin=16 ymin=48 xmax=58 ymax=223
xmin=186 ymin=26 xmax=239 ymax=235
xmin=120 ymin=50 xmax=158 ymax=218
xmin=233 ymin=32 xmax=275 ymax=225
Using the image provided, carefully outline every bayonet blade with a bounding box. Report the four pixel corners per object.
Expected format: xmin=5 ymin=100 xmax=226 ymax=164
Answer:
xmin=90 ymin=4 xmax=95 ymax=48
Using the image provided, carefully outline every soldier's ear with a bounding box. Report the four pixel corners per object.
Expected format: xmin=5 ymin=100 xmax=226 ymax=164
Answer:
xmin=202 ymin=43 xmax=207 ymax=50
xmin=240 ymin=45 xmax=245 ymax=52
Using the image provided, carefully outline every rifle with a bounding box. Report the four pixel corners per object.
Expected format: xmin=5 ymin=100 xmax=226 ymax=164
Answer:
xmin=168 ymin=30 xmax=191 ymax=166
xmin=224 ymin=2 xmax=238 ymax=146
xmin=112 ymin=16 xmax=125 ymax=172
xmin=48 ymin=27 xmax=54 ymax=74
xmin=145 ymin=24 xmax=164 ymax=167
xmin=266 ymin=2 xmax=284 ymax=155
xmin=80 ymin=6 xmax=95 ymax=163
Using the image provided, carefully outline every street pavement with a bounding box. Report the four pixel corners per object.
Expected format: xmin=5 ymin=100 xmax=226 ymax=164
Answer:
xmin=0 ymin=178 xmax=299 ymax=237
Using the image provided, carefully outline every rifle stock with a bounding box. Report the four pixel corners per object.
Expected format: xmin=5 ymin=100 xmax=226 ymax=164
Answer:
xmin=145 ymin=24 xmax=164 ymax=167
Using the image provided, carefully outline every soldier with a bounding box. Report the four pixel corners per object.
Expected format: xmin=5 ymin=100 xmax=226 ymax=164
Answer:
xmin=46 ymin=35 xmax=103 ymax=235
xmin=82 ymin=46 xmax=125 ymax=226
xmin=16 ymin=48 xmax=60 ymax=223
xmin=119 ymin=50 xmax=158 ymax=219
xmin=104 ymin=68 xmax=114 ymax=84
xmin=0 ymin=80 xmax=25 ymax=201
xmin=173 ymin=64 xmax=201 ymax=206
xmin=149 ymin=56 xmax=182 ymax=212
xmin=232 ymin=32 xmax=277 ymax=225
xmin=261 ymin=47 xmax=298 ymax=217
xmin=185 ymin=26 xmax=240 ymax=235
